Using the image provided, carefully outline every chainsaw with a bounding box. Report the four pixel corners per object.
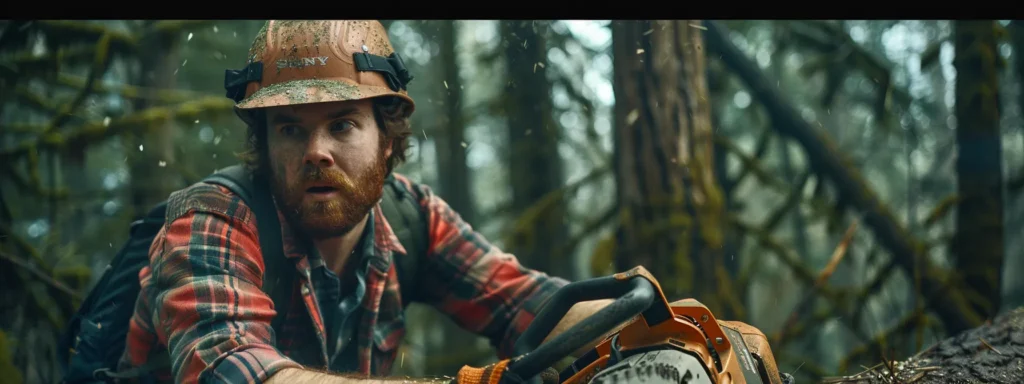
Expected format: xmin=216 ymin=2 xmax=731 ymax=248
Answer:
xmin=495 ymin=266 xmax=796 ymax=384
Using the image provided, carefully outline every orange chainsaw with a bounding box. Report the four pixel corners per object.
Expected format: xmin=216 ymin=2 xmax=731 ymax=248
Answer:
xmin=495 ymin=266 xmax=795 ymax=384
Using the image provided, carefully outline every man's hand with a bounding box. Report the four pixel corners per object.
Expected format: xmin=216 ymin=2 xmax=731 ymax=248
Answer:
xmin=267 ymin=368 xmax=453 ymax=384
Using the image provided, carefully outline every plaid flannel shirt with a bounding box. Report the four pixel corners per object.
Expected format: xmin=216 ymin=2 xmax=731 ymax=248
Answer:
xmin=118 ymin=173 xmax=568 ymax=384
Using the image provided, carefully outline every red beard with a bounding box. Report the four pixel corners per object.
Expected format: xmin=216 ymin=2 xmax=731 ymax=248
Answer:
xmin=271 ymin=151 xmax=387 ymax=240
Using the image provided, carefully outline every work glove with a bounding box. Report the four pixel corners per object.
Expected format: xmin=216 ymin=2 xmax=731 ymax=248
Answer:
xmin=452 ymin=360 xmax=559 ymax=384
xmin=452 ymin=359 xmax=510 ymax=384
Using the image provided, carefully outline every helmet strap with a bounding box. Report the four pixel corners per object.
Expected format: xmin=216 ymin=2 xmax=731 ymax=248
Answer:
xmin=353 ymin=49 xmax=415 ymax=92
xmin=224 ymin=62 xmax=264 ymax=102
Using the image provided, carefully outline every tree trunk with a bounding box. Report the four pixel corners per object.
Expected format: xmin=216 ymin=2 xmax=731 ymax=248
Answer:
xmin=426 ymin=20 xmax=489 ymax=376
xmin=610 ymin=20 xmax=731 ymax=316
xmin=706 ymin=58 xmax=742 ymax=280
xmin=435 ymin=20 xmax=476 ymax=225
xmin=502 ymin=20 xmax=569 ymax=278
xmin=1012 ymin=21 xmax=1024 ymax=124
xmin=952 ymin=20 xmax=1004 ymax=321
xmin=129 ymin=23 xmax=183 ymax=219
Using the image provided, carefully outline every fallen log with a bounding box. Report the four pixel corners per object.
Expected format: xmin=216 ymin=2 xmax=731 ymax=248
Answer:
xmin=821 ymin=306 xmax=1024 ymax=384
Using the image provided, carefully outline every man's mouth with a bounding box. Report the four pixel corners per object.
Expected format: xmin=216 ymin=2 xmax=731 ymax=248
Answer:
xmin=307 ymin=186 xmax=337 ymax=193
xmin=305 ymin=185 xmax=341 ymax=198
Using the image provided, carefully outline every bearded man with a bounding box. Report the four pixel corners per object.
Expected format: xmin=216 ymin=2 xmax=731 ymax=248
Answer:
xmin=116 ymin=20 xmax=613 ymax=384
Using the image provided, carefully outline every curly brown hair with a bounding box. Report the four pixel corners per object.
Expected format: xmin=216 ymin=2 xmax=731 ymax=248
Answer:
xmin=237 ymin=97 xmax=413 ymax=177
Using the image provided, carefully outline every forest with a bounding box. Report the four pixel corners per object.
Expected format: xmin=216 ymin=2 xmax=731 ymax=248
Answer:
xmin=0 ymin=19 xmax=1022 ymax=384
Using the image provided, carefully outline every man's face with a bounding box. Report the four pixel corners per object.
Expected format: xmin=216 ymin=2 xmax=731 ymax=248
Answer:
xmin=264 ymin=99 xmax=392 ymax=240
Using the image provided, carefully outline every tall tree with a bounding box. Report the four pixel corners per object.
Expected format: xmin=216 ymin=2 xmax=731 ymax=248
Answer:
xmin=610 ymin=20 xmax=732 ymax=315
xmin=435 ymin=20 xmax=476 ymax=224
xmin=128 ymin=21 xmax=185 ymax=219
xmin=952 ymin=20 xmax=1004 ymax=321
xmin=502 ymin=20 xmax=569 ymax=278
xmin=1012 ymin=21 xmax=1024 ymax=135
xmin=425 ymin=20 xmax=489 ymax=375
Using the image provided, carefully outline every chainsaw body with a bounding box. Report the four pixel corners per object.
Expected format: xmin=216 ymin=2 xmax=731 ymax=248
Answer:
xmin=501 ymin=267 xmax=791 ymax=384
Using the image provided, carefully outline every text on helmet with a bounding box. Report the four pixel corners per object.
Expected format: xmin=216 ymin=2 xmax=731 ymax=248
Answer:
xmin=277 ymin=56 xmax=330 ymax=70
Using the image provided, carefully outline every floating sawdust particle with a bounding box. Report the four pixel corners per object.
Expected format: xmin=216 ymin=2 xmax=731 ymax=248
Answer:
xmin=688 ymin=24 xmax=707 ymax=30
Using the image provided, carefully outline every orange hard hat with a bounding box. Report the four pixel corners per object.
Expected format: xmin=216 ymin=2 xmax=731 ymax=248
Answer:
xmin=224 ymin=20 xmax=415 ymax=117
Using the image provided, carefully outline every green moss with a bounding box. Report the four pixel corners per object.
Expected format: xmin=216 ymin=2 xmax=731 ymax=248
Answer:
xmin=54 ymin=265 xmax=92 ymax=291
xmin=246 ymin=79 xmax=363 ymax=106
xmin=0 ymin=331 xmax=23 ymax=384
xmin=248 ymin=22 xmax=270 ymax=63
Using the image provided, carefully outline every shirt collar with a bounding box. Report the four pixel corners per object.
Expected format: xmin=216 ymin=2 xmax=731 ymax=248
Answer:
xmin=273 ymin=197 xmax=408 ymax=270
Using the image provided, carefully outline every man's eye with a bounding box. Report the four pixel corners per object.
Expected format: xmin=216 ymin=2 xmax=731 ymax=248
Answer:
xmin=331 ymin=120 xmax=355 ymax=133
xmin=280 ymin=125 xmax=299 ymax=136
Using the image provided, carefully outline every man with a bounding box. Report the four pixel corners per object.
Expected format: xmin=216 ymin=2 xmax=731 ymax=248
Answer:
xmin=118 ymin=20 xmax=611 ymax=384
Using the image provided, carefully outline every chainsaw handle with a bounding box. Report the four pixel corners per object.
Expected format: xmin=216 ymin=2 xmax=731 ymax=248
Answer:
xmin=504 ymin=275 xmax=657 ymax=384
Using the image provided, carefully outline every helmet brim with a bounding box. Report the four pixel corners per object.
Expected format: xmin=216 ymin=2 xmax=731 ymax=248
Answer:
xmin=235 ymin=77 xmax=415 ymax=112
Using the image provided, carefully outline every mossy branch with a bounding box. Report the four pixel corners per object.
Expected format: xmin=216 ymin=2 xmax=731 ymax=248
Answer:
xmin=727 ymin=215 xmax=821 ymax=289
xmin=774 ymin=221 xmax=858 ymax=344
xmin=715 ymin=134 xmax=785 ymax=189
xmin=55 ymin=73 xmax=212 ymax=104
xmin=551 ymin=72 xmax=597 ymax=137
xmin=775 ymin=307 xmax=843 ymax=348
xmin=919 ymin=36 xmax=950 ymax=71
xmin=721 ymin=128 xmax=772 ymax=192
xmin=714 ymin=134 xmax=833 ymax=216
xmin=46 ymin=31 xmax=114 ymax=132
xmin=3 ymin=163 xmax=69 ymax=200
xmin=0 ymin=224 xmax=81 ymax=329
xmin=761 ymin=170 xmax=813 ymax=233
xmin=923 ymin=194 xmax=962 ymax=228
xmin=0 ymin=250 xmax=81 ymax=301
xmin=0 ymin=96 xmax=234 ymax=162
xmin=556 ymin=206 xmax=616 ymax=261
xmin=31 ymin=21 xmax=136 ymax=54
xmin=0 ymin=330 xmax=24 ymax=384
xmin=851 ymin=258 xmax=899 ymax=323
xmin=6 ymin=45 xmax=94 ymax=73
xmin=504 ymin=166 xmax=611 ymax=248
xmin=149 ymin=20 xmax=216 ymax=37
xmin=781 ymin=20 xmax=930 ymax=123
xmin=12 ymin=87 xmax=67 ymax=118
xmin=705 ymin=20 xmax=981 ymax=334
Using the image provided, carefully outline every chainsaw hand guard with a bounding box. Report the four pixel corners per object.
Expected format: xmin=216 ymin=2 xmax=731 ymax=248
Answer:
xmin=501 ymin=266 xmax=793 ymax=384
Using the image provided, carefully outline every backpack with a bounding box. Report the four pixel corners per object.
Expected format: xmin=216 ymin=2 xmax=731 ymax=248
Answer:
xmin=57 ymin=164 xmax=428 ymax=384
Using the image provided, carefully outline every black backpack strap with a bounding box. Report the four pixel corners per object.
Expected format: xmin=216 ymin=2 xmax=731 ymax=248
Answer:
xmin=203 ymin=165 xmax=294 ymax=336
xmin=379 ymin=174 xmax=429 ymax=306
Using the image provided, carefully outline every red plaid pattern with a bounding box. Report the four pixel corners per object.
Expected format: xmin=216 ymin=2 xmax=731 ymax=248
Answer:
xmin=118 ymin=173 xmax=568 ymax=384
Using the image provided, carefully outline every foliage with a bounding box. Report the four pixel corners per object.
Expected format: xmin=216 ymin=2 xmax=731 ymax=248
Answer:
xmin=0 ymin=19 xmax=1020 ymax=384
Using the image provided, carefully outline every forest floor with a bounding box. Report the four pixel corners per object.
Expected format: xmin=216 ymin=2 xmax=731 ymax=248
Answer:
xmin=821 ymin=306 xmax=1024 ymax=384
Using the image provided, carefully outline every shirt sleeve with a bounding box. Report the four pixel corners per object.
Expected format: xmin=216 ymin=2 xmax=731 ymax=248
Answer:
xmin=397 ymin=177 xmax=570 ymax=358
xmin=149 ymin=184 xmax=301 ymax=384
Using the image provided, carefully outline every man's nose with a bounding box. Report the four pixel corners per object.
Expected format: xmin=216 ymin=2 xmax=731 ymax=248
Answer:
xmin=302 ymin=132 xmax=335 ymax=168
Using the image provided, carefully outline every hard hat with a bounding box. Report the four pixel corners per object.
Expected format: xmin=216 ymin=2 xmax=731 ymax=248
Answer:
xmin=224 ymin=20 xmax=415 ymax=117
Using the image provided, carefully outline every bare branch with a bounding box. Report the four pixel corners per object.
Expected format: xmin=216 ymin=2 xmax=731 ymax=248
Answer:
xmin=0 ymin=251 xmax=82 ymax=301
